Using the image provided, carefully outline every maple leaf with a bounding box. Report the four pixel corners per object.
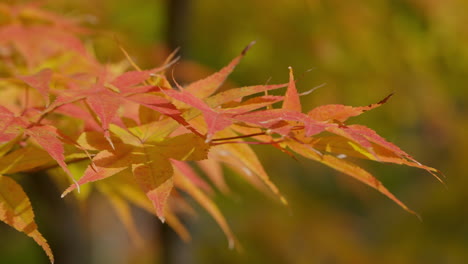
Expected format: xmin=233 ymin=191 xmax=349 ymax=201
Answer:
xmin=285 ymin=140 xmax=420 ymax=217
xmin=184 ymin=41 xmax=256 ymax=98
xmin=282 ymin=67 xmax=302 ymax=112
xmin=17 ymin=68 xmax=53 ymax=106
xmin=230 ymin=68 xmax=328 ymax=137
xmin=46 ymin=65 xmax=200 ymax=148
xmin=0 ymin=3 xmax=444 ymax=262
xmin=309 ymin=135 xmax=442 ymax=177
xmin=132 ymin=158 xmax=173 ymax=223
xmin=26 ymin=125 xmax=73 ymax=178
xmin=188 ymin=115 xmax=288 ymax=204
xmin=0 ymin=175 xmax=54 ymax=263
xmin=308 ymin=93 xmax=393 ymax=122
xmin=0 ymin=106 xmax=78 ymax=188
xmin=210 ymin=68 xmax=440 ymax=217
xmin=164 ymin=82 xmax=288 ymax=141
xmin=0 ymin=106 xmax=27 ymax=143
xmin=0 ymin=23 xmax=92 ymax=69
xmin=63 ymin=125 xmax=210 ymax=222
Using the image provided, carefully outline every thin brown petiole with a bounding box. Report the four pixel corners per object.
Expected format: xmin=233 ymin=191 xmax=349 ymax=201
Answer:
xmin=211 ymin=139 xmax=284 ymax=146
xmin=211 ymin=132 xmax=267 ymax=142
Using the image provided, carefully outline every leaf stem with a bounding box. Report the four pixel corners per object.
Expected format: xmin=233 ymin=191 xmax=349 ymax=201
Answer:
xmin=211 ymin=132 xmax=267 ymax=142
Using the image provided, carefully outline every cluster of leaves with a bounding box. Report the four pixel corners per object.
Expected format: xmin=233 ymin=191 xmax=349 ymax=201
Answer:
xmin=0 ymin=3 xmax=442 ymax=263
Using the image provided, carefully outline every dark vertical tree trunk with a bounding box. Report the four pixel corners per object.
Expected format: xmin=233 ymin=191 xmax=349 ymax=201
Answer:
xmin=161 ymin=1 xmax=194 ymax=263
xmin=166 ymin=0 xmax=192 ymax=54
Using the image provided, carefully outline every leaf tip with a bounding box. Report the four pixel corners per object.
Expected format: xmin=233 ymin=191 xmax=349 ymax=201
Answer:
xmin=60 ymin=189 xmax=70 ymax=198
xmin=60 ymin=180 xmax=80 ymax=198
xmin=280 ymin=196 xmax=288 ymax=206
xmin=241 ymin=41 xmax=256 ymax=56
xmin=228 ymin=239 xmax=235 ymax=250
xmin=378 ymin=92 xmax=394 ymax=105
xmin=408 ymin=209 xmax=422 ymax=222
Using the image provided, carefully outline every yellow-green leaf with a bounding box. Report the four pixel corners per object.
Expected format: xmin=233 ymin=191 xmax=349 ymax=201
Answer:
xmin=0 ymin=175 xmax=54 ymax=263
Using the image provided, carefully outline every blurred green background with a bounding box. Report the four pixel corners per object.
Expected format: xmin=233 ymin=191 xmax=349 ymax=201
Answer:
xmin=1 ymin=0 xmax=467 ymax=263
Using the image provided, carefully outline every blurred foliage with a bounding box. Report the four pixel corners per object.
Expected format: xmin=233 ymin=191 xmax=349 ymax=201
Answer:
xmin=1 ymin=0 xmax=466 ymax=263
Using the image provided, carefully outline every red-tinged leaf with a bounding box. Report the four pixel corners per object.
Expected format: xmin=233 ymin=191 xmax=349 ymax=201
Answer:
xmin=125 ymin=93 xmax=181 ymax=116
xmin=61 ymin=147 xmax=143 ymax=197
xmin=124 ymin=91 xmax=202 ymax=137
xmin=110 ymin=70 xmax=154 ymax=91
xmin=85 ymin=87 xmax=122 ymax=137
xmin=325 ymin=125 xmax=377 ymax=158
xmin=111 ymin=63 xmax=175 ymax=92
xmin=370 ymin=148 xmax=444 ymax=182
xmin=183 ymin=117 xmax=283 ymax=200
xmin=15 ymin=2 xmax=91 ymax=34
xmin=208 ymin=128 xmax=288 ymax=205
xmin=0 ymin=106 xmax=26 ymax=142
xmin=172 ymin=160 xmax=213 ymax=193
xmin=205 ymin=83 xmax=288 ymax=107
xmin=282 ymin=67 xmax=301 ymax=112
xmin=32 ymin=25 xmax=89 ymax=57
xmin=26 ymin=125 xmax=72 ymax=178
xmin=222 ymin=95 xmax=284 ymax=114
xmin=164 ymin=88 xmax=214 ymax=112
xmin=309 ymin=136 xmax=372 ymax=159
xmin=311 ymin=135 xmax=440 ymax=172
xmin=132 ymin=158 xmax=173 ymax=222
xmin=308 ymin=93 xmax=393 ymax=122
xmin=185 ymin=41 xmax=255 ymax=98
xmin=325 ymin=124 xmax=421 ymax=165
xmin=0 ymin=175 xmax=54 ymax=263
xmin=121 ymin=85 xmax=162 ymax=96
xmin=337 ymin=125 xmax=444 ymax=183
xmin=235 ymin=109 xmax=327 ymax=137
xmin=0 ymin=24 xmax=91 ymax=68
xmin=18 ymin=69 xmax=53 ymax=105
xmin=164 ymin=89 xmax=232 ymax=141
xmin=203 ymin=112 xmax=233 ymax=142
xmin=345 ymin=124 xmax=413 ymax=160
xmin=286 ymin=140 xmax=419 ymax=217
xmin=174 ymin=171 xmax=237 ymax=249
xmin=54 ymin=102 xmax=101 ymax=132
xmin=52 ymin=72 xmax=123 ymax=147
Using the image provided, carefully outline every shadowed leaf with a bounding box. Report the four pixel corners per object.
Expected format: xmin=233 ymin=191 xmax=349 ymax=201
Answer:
xmin=0 ymin=176 xmax=54 ymax=263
